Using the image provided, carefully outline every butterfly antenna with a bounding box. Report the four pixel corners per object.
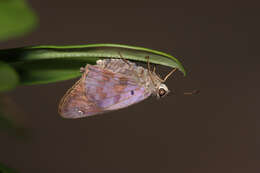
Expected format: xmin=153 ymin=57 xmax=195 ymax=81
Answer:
xmin=162 ymin=68 xmax=177 ymax=82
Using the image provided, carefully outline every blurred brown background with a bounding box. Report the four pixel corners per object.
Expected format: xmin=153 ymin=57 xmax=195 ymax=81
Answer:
xmin=0 ymin=0 xmax=259 ymax=173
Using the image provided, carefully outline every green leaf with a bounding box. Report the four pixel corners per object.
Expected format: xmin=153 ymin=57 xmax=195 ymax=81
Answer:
xmin=0 ymin=44 xmax=186 ymax=85
xmin=0 ymin=0 xmax=37 ymax=41
xmin=0 ymin=163 xmax=17 ymax=173
xmin=0 ymin=61 xmax=19 ymax=91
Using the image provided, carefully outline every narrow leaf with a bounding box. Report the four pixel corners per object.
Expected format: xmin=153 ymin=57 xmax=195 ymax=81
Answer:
xmin=0 ymin=44 xmax=185 ymax=85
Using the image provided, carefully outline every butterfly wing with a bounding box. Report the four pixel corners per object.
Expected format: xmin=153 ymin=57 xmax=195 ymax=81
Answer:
xmin=85 ymin=65 xmax=151 ymax=111
xmin=58 ymin=64 xmax=151 ymax=118
xmin=58 ymin=76 xmax=102 ymax=119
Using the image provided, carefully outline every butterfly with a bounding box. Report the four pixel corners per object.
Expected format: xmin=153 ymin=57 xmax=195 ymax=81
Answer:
xmin=58 ymin=56 xmax=177 ymax=118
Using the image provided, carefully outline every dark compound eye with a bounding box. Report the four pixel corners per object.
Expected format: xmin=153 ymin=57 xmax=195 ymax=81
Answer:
xmin=131 ymin=90 xmax=134 ymax=95
xmin=158 ymin=88 xmax=166 ymax=97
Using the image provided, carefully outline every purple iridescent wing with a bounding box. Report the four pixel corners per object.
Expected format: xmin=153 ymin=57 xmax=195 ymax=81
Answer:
xmin=85 ymin=65 xmax=151 ymax=111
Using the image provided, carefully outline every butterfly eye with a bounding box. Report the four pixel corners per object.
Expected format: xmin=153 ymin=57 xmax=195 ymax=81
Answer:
xmin=158 ymin=88 xmax=166 ymax=97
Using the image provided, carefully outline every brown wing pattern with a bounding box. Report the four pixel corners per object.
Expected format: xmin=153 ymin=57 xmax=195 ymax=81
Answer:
xmin=58 ymin=68 xmax=102 ymax=118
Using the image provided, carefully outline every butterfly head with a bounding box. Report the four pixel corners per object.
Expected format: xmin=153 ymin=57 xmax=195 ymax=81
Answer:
xmin=156 ymin=83 xmax=169 ymax=99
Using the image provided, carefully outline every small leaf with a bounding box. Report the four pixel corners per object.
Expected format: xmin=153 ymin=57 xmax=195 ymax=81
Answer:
xmin=0 ymin=61 xmax=19 ymax=91
xmin=0 ymin=44 xmax=186 ymax=85
xmin=0 ymin=0 xmax=37 ymax=41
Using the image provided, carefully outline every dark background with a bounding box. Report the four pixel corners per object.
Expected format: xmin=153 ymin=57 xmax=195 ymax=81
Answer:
xmin=0 ymin=0 xmax=259 ymax=173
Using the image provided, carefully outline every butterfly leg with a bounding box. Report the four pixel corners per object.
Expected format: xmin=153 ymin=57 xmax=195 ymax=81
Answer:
xmin=145 ymin=56 xmax=157 ymax=74
xmin=153 ymin=64 xmax=156 ymax=73
xmin=145 ymin=56 xmax=152 ymax=72
xmin=145 ymin=56 xmax=176 ymax=83
xmin=118 ymin=52 xmax=131 ymax=67
xmin=119 ymin=51 xmax=142 ymax=78
xmin=145 ymin=56 xmax=157 ymax=85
